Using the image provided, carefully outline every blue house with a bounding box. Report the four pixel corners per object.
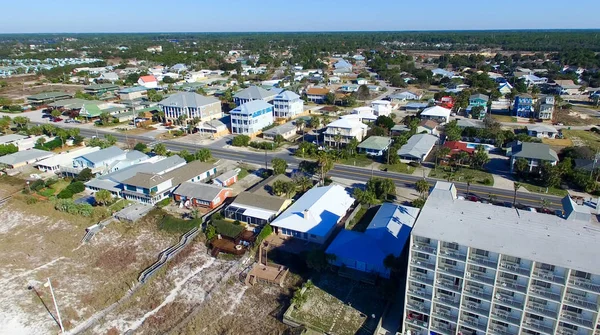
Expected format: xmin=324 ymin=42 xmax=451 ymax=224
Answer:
xmin=513 ymin=94 xmax=535 ymax=118
xmin=72 ymin=146 xmax=126 ymax=171
xmin=326 ymin=203 xmax=419 ymax=278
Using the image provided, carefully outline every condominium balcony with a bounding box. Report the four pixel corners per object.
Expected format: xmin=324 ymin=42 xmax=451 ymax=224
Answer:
xmin=499 ymin=260 xmax=531 ymax=276
xmin=494 ymin=293 xmax=524 ymax=310
xmin=556 ymin=326 xmax=580 ymax=335
xmin=569 ymin=277 xmax=600 ymax=294
xmin=409 ymin=272 xmax=434 ymax=286
xmin=404 ymin=325 xmax=426 ymax=335
xmin=406 ymin=300 xmax=429 ymax=314
xmin=469 ymin=255 xmax=498 ymax=268
xmin=564 ymin=292 xmax=599 ymax=311
xmin=523 ymin=317 xmax=555 ymax=334
xmin=526 ymin=301 xmax=558 ymax=319
xmin=430 ymin=321 xmax=456 ymax=335
xmin=463 ymin=284 xmax=492 ymax=301
xmin=530 ymin=285 xmax=562 ymax=302
xmin=407 ymin=287 xmax=431 ymax=299
xmin=462 ymin=301 xmax=489 ymax=316
xmin=405 ymin=316 xmax=428 ymax=328
xmin=413 ymin=241 xmax=437 ymax=255
xmin=436 ymin=278 xmax=462 ymax=293
xmin=439 ymin=247 xmax=467 ymax=261
xmin=533 ymin=268 xmax=566 ymax=285
xmin=411 ymin=257 xmax=436 ymax=271
xmin=490 ymin=309 xmax=521 ymax=326
xmin=433 ymin=309 xmax=459 ymax=323
xmin=467 ymin=271 xmax=495 ymax=285
xmin=561 ymin=311 xmax=595 ymax=329
xmin=497 ymin=278 xmax=528 ymax=294
xmin=434 ymin=294 xmax=460 ymax=308
xmin=489 ymin=325 xmax=514 ymax=335
xmin=438 ymin=265 xmax=464 ymax=278
xmin=460 ymin=316 xmax=488 ymax=333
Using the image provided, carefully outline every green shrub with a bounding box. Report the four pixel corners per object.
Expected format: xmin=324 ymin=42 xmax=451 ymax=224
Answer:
xmin=249 ymin=141 xmax=276 ymax=150
xmin=66 ymin=181 xmax=85 ymax=194
xmin=57 ymin=189 xmax=73 ymax=199
xmin=26 ymin=196 xmax=38 ymax=205
xmin=256 ymin=224 xmax=273 ymax=243
xmin=231 ymin=135 xmax=250 ymax=147
xmin=482 ymin=178 xmax=493 ymax=186
xmin=44 ymin=178 xmax=58 ymax=187
xmin=159 ymin=214 xmax=201 ymax=233
xmin=37 ymin=188 xmax=55 ymax=197
xmin=212 ymin=212 xmax=224 ymax=220
xmin=30 ymin=180 xmax=45 ymax=191
xmin=156 ymin=198 xmax=171 ymax=208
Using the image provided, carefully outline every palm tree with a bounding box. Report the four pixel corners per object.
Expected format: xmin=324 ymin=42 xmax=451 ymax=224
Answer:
xmin=94 ymin=190 xmax=113 ymax=206
xmin=310 ymin=115 xmax=321 ymax=129
xmin=513 ymin=182 xmax=521 ymax=206
xmin=333 ymin=133 xmax=342 ymax=149
xmin=157 ymin=111 xmax=166 ymax=124
xmin=415 ymin=179 xmax=429 ymax=199
xmin=464 ymin=174 xmax=475 ymax=195
xmin=435 ymin=146 xmax=451 ymax=167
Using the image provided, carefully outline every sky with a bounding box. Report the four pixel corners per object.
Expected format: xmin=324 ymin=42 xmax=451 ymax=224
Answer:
xmin=1 ymin=0 xmax=599 ymax=33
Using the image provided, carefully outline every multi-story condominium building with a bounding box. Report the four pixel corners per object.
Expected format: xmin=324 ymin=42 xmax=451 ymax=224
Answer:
xmin=323 ymin=118 xmax=368 ymax=147
xmin=230 ymin=100 xmax=274 ymax=136
xmin=272 ymin=90 xmax=303 ymax=119
xmin=233 ymin=85 xmax=277 ymax=106
xmin=158 ymin=92 xmax=222 ymax=123
xmin=403 ymin=182 xmax=600 ymax=335
xmin=513 ymin=94 xmax=535 ymax=118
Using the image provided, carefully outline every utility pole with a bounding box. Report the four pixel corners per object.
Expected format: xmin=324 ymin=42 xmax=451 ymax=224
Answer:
xmin=44 ymin=278 xmax=64 ymax=334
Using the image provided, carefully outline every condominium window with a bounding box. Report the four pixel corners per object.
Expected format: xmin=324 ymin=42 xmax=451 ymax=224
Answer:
xmin=443 ymin=259 xmax=457 ymax=266
xmin=438 ymin=289 xmax=453 ymax=297
xmin=414 ymin=268 xmax=427 ymax=274
xmin=497 ymin=305 xmax=511 ymax=312
xmin=561 ymin=322 xmax=579 ymax=330
xmin=442 ymin=242 xmax=458 ymax=250
xmin=539 ymin=263 xmax=555 ymax=271
xmin=529 ymin=297 xmax=547 ymax=306
xmin=532 ymin=280 xmax=551 ymax=288
xmin=464 ymin=312 xmax=479 ymax=319
xmin=563 ymin=305 xmax=582 ymax=314
xmin=572 ymin=271 xmax=591 ymax=280
xmin=503 ymin=255 xmax=521 ymax=264
xmin=465 ymin=296 xmax=481 ymax=304
xmin=528 ymin=313 xmax=544 ymax=321
xmin=500 ymin=273 xmax=518 ymax=281
xmin=471 ymin=266 xmax=486 ymax=273
xmin=473 ymin=248 xmax=489 ymax=257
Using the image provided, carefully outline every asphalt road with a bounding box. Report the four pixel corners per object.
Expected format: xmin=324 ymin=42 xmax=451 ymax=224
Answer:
xmin=59 ymin=124 xmax=565 ymax=211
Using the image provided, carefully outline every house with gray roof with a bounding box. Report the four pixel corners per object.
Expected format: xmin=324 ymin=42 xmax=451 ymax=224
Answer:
xmin=397 ymin=134 xmax=438 ymax=162
xmin=158 ymin=92 xmax=222 ymax=123
xmin=121 ymin=160 xmax=216 ymax=205
xmin=173 ymin=182 xmax=232 ymax=209
xmin=508 ymin=142 xmax=559 ymax=173
xmin=263 ymin=121 xmax=297 ymax=141
xmin=0 ymin=149 xmax=54 ymax=169
xmin=224 ymin=191 xmax=292 ymax=226
xmin=357 ymin=136 xmax=392 ymax=157
xmin=72 ymin=146 xmax=126 ymax=172
xmin=527 ymin=124 xmax=559 ymax=139
xmin=233 ymin=85 xmax=277 ymax=106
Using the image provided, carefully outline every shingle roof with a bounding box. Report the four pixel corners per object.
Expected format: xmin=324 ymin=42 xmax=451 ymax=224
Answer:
xmin=306 ymin=87 xmax=330 ymax=95
xmin=511 ymin=142 xmax=559 ymax=162
xmin=173 ymin=182 xmax=229 ymax=201
xmin=397 ymin=134 xmax=438 ymax=159
xmin=263 ymin=122 xmax=296 ymax=136
xmin=234 ymin=85 xmax=277 ymax=100
xmin=158 ymin=92 xmax=219 ymax=109
xmin=357 ymin=136 xmax=392 ymax=151
xmin=231 ymin=192 xmax=288 ymax=212
xmin=123 ymin=160 xmax=215 ymax=188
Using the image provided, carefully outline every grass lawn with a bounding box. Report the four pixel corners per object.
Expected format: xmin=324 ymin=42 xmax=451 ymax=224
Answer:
xmin=429 ymin=166 xmax=494 ymax=186
xmin=109 ymin=199 xmax=132 ymax=212
xmin=491 ymin=114 xmax=517 ymax=122
xmin=345 ymin=206 xmax=367 ymax=230
xmin=337 ymin=154 xmax=374 ymax=167
xmin=286 ymin=273 xmax=386 ymax=334
xmin=518 ymin=180 xmax=568 ymax=197
xmin=541 ymin=137 xmax=573 ymax=151
xmin=562 ymin=129 xmax=600 ymax=151
xmin=237 ymin=167 xmax=250 ymax=180
xmin=49 ymin=179 xmax=70 ymax=192
xmin=347 ymin=205 xmax=379 ymax=232
xmin=380 ymin=162 xmax=415 ymax=174
xmin=211 ymin=219 xmax=244 ymax=238
xmin=158 ymin=214 xmax=201 ymax=233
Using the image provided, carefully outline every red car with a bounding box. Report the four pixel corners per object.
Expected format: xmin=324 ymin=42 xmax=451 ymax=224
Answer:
xmin=52 ymin=117 xmax=63 ymax=122
xmin=466 ymin=195 xmax=479 ymax=202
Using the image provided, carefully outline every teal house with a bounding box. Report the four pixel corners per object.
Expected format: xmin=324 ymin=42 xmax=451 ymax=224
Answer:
xmin=467 ymin=93 xmax=489 ymax=120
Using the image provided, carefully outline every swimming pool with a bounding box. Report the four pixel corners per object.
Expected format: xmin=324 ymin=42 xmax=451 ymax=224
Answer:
xmin=465 ymin=142 xmax=495 ymax=151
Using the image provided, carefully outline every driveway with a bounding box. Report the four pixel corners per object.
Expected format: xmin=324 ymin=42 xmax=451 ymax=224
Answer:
xmin=485 ymin=153 xmax=515 ymax=190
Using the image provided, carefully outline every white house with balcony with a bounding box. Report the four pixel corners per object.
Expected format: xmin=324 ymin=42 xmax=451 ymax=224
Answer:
xmin=272 ymin=90 xmax=303 ymax=119
xmin=230 ymin=100 xmax=274 ymax=136
xmin=371 ymin=100 xmax=393 ymax=116
xmin=323 ymin=118 xmax=368 ymax=147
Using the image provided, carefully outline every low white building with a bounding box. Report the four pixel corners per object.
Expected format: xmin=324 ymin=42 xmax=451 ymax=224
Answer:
xmin=527 ymin=124 xmax=559 ymax=139
xmin=397 ymin=134 xmax=438 ymax=162
xmin=35 ymin=146 xmax=101 ymax=172
xmin=271 ymin=185 xmax=355 ymax=245
xmin=137 ymin=75 xmax=158 ymax=89
xmin=420 ymin=105 xmax=451 ymax=124
xmin=185 ymin=71 xmax=206 ymax=83
xmin=371 ymin=100 xmax=392 ymax=116
xmin=272 ymin=90 xmax=303 ymax=119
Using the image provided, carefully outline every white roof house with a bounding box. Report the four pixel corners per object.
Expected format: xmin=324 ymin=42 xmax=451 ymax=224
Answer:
xmin=271 ymin=185 xmax=355 ymax=244
xmin=414 ymin=182 xmax=600 ymax=274
xmin=420 ymin=106 xmax=451 ymax=123
xmin=371 ymin=100 xmax=392 ymax=116
xmin=35 ymin=146 xmax=101 ymax=172
xmin=0 ymin=149 xmax=54 ymax=169
xmin=397 ymin=134 xmax=438 ymax=162
xmin=0 ymin=134 xmax=27 ymax=145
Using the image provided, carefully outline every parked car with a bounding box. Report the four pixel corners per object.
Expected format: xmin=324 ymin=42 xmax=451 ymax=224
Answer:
xmin=42 ymin=114 xmax=51 ymax=118
xmin=52 ymin=117 xmax=63 ymax=122
xmin=466 ymin=195 xmax=479 ymax=202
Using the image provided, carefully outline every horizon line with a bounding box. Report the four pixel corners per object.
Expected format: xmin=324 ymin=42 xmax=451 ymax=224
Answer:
xmin=1 ymin=28 xmax=600 ymax=35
